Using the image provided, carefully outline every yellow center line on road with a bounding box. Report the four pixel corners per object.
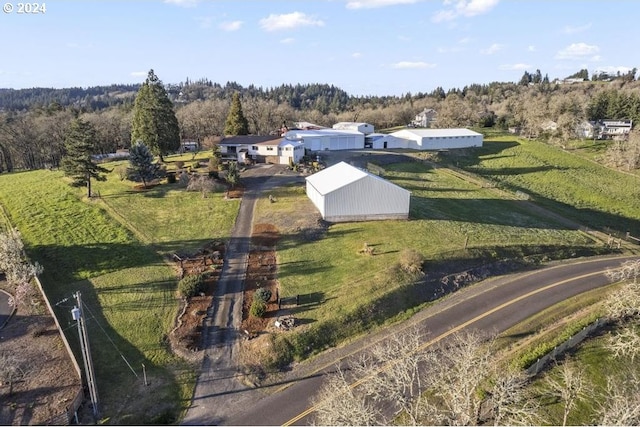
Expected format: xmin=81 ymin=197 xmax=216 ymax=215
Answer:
xmin=282 ymin=269 xmax=605 ymax=426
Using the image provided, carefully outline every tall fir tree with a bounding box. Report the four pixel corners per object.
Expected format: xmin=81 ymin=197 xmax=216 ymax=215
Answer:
xmin=127 ymin=141 xmax=159 ymax=188
xmin=131 ymin=69 xmax=180 ymax=162
xmin=61 ymin=118 xmax=109 ymax=197
xmin=224 ymin=93 xmax=249 ymax=135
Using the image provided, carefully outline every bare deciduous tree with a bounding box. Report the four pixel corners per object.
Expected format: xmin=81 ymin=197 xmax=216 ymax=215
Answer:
xmin=542 ymin=358 xmax=590 ymax=427
xmin=0 ymin=351 xmax=30 ymax=396
xmin=596 ymin=368 xmax=640 ymax=425
xmin=606 ymin=325 xmax=640 ymax=362
xmin=186 ymin=174 xmax=221 ymax=198
xmin=312 ymin=366 xmax=380 ymax=426
xmin=0 ymin=229 xmax=43 ymax=286
xmin=351 ymin=327 xmax=429 ymax=425
xmin=487 ymin=368 xmax=541 ymax=426
xmin=422 ymin=329 xmax=496 ymax=425
xmin=604 ymin=260 xmax=640 ymax=321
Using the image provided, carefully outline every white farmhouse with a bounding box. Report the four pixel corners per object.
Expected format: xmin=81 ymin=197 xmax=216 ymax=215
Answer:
xmin=389 ymin=128 xmax=483 ymax=150
xmin=284 ymin=129 xmax=365 ymax=151
xmin=249 ymin=139 xmax=305 ymax=165
xmin=306 ymin=162 xmax=411 ymax=222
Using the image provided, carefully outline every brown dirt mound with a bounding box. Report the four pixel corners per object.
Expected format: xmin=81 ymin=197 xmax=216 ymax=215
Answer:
xmin=241 ymin=224 xmax=280 ymax=335
xmin=169 ymin=241 xmax=225 ymax=361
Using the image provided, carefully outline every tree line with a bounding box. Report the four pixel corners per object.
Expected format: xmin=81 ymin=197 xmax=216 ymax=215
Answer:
xmin=1 ymin=68 xmax=640 ymax=174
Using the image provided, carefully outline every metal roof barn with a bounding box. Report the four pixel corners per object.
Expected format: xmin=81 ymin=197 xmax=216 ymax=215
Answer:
xmin=390 ymin=128 xmax=483 ymax=150
xmin=305 ymin=162 xmax=411 ymax=222
xmin=284 ymin=129 xmax=365 ymax=151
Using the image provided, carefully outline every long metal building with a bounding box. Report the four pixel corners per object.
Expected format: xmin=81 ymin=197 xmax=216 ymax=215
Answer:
xmin=305 ymin=162 xmax=411 ymax=222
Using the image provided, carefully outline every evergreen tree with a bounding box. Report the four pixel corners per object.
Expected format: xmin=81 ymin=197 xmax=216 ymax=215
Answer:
xmin=131 ymin=69 xmax=180 ymax=162
xmin=127 ymin=141 xmax=159 ymax=188
xmin=61 ymin=118 xmax=108 ymax=197
xmin=226 ymin=161 xmax=240 ymax=188
xmin=224 ymin=93 xmax=249 ymax=135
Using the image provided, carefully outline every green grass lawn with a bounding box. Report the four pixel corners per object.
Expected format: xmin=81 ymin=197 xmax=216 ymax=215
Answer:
xmin=253 ymin=160 xmax=604 ymax=364
xmin=447 ymin=136 xmax=640 ymax=236
xmin=0 ymin=157 xmax=239 ymax=423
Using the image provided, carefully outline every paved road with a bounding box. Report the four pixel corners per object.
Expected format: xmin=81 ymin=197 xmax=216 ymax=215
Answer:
xmin=224 ymin=255 xmax=636 ymax=426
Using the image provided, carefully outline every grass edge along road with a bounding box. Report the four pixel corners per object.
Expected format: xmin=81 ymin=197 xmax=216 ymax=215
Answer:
xmin=282 ymin=260 xmax=627 ymax=426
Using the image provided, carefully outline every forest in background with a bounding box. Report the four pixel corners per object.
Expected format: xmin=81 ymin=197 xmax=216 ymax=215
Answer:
xmin=0 ymin=68 xmax=639 ymax=172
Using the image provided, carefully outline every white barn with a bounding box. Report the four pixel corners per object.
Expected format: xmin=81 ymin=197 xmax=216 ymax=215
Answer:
xmin=284 ymin=129 xmax=365 ymax=151
xmin=332 ymin=122 xmax=375 ymax=134
xmin=390 ymin=128 xmax=483 ymax=150
xmin=306 ymin=162 xmax=411 ymax=222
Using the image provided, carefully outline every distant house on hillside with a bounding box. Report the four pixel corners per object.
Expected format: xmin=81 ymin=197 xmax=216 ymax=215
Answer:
xmin=411 ymin=108 xmax=437 ymax=128
xmin=600 ymin=119 xmax=633 ymax=140
xmin=575 ymin=119 xmax=633 ymax=140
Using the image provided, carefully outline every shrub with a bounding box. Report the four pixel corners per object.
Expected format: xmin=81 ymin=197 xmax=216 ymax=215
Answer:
xmin=178 ymin=273 xmax=206 ymax=298
xmin=250 ymin=299 xmax=266 ymax=318
xmin=208 ymin=157 xmax=219 ymax=172
xmin=398 ymin=248 xmax=424 ymax=275
xmin=178 ymin=171 xmax=190 ymax=187
xmin=254 ymin=287 xmax=272 ymax=303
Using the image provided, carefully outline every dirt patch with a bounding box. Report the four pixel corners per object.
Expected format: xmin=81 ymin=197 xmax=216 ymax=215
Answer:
xmin=168 ymin=241 xmax=226 ymax=363
xmin=241 ymin=224 xmax=280 ymax=336
xmin=0 ymin=284 xmax=83 ymax=426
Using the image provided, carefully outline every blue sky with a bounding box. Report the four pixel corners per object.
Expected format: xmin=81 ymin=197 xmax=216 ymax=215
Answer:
xmin=0 ymin=0 xmax=637 ymax=96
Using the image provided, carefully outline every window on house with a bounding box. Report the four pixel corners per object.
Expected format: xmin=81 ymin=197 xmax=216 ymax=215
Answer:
xmin=252 ymin=146 xmax=258 ymax=150
xmin=267 ymin=147 xmax=274 ymax=151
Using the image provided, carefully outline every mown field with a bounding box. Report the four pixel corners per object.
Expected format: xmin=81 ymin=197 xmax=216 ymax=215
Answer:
xmin=0 ymin=152 xmax=239 ymax=424
xmin=448 ymin=135 xmax=640 ymax=236
xmin=252 ymin=154 xmax=615 ymax=365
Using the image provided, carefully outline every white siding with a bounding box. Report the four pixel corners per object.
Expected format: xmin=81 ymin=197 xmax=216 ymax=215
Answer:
xmin=323 ymin=175 xmax=410 ymax=222
xmin=390 ymin=128 xmax=483 ymax=150
xmin=305 ymin=162 xmax=410 ymax=222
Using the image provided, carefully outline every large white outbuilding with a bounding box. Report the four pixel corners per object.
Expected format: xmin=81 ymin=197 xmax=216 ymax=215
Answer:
xmin=389 ymin=128 xmax=483 ymax=150
xmin=284 ymin=129 xmax=365 ymax=151
xmin=306 ymin=162 xmax=411 ymax=222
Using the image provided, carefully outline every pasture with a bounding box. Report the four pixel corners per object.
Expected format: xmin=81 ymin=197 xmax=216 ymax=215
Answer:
xmin=0 ymin=153 xmax=239 ymax=423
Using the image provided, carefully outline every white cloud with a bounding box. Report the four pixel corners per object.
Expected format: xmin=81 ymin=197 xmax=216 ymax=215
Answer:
xmin=458 ymin=37 xmax=472 ymax=44
xmin=219 ymin=20 xmax=243 ymax=31
xmin=280 ymin=38 xmax=295 ymax=44
xmin=499 ymin=63 xmax=530 ymax=71
xmin=345 ymin=0 xmax=421 ymax=9
xmin=563 ymin=23 xmax=592 ymax=34
xmin=130 ymin=71 xmax=148 ymax=77
xmin=528 ymin=45 xmax=536 ymax=52
xmin=259 ymin=12 xmax=324 ymax=31
xmin=433 ymin=0 xmax=499 ymax=22
xmin=164 ymin=0 xmax=199 ymax=7
xmin=480 ymin=43 xmax=503 ymax=55
xmin=391 ymin=61 xmax=436 ymax=69
xmin=555 ymin=42 xmax=600 ymax=60
xmin=352 ymin=52 xmax=363 ymax=58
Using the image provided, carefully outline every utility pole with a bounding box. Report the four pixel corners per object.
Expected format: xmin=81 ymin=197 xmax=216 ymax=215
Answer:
xmin=72 ymin=292 xmax=99 ymax=419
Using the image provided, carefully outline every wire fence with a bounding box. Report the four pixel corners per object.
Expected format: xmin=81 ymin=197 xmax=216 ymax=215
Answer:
xmin=526 ymin=317 xmax=609 ymax=376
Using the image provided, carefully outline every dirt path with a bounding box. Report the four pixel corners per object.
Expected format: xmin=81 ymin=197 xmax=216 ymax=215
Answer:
xmin=181 ymin=165 xmax=303 ymax=425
